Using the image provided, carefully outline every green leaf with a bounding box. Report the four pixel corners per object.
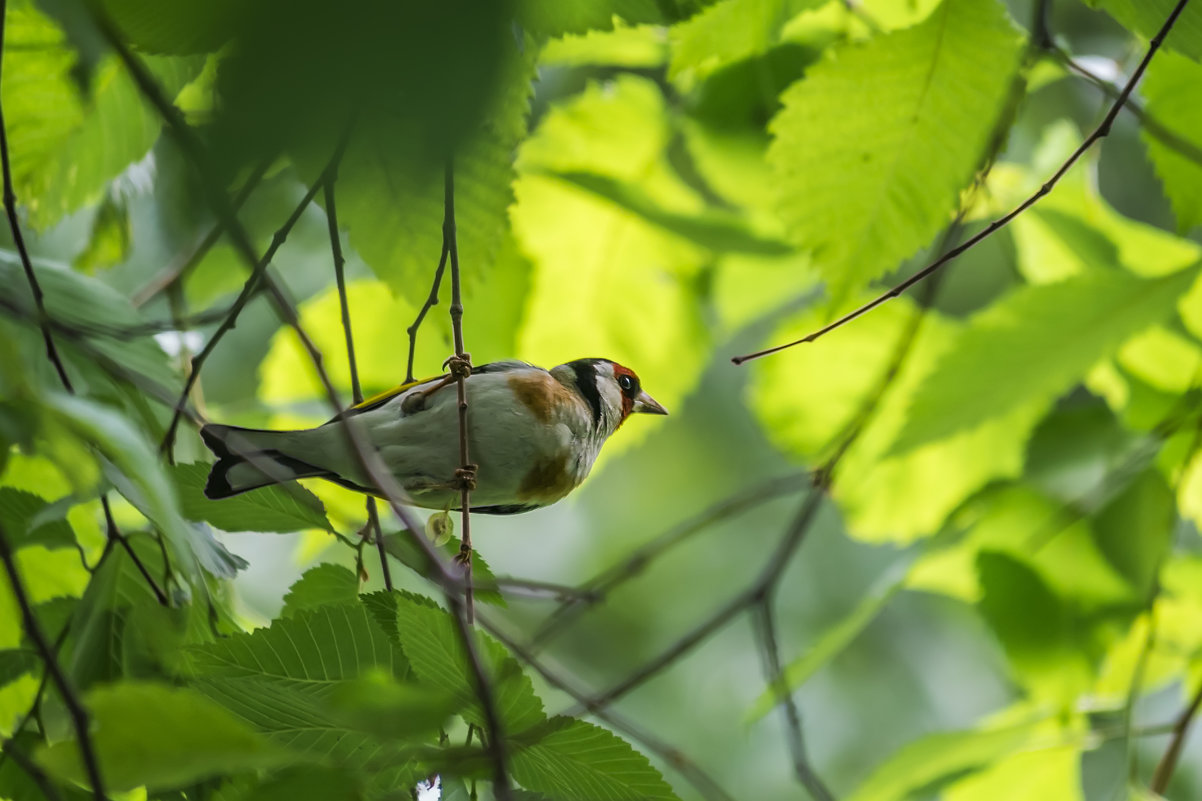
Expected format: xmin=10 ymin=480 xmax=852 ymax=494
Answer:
xmin=943 ymin=739 xmax=1084 ymax=801
xmin=75 ymin=191 xmax=132 ymax=272
xmin=844 ymin=720 xmax=1044 ymax=801
xmin=389 ymin=591 xmax=545 ymax=734
xmin=280 ymin=564 xmax=360 ymax=618
xmin=1092 ymin=469 xmax=1176 ymax=600
xmin=751 ymin=299 xmax=1044 ymax=541
xmin=1140 ymin=48 xmax=1202 ymax=232
xmin=43 ymin=393 xmax=244 ymax=578
xmin=0 ymin=487 xmax=76 ymax=550
xmin=0 ymin=649 xmax=38 ymax=689
xmin=892 ymin=267 xmax=1200 ymax=454
xmin=548 ymin=170 xmax=791 ymax=255
xmin=1086 ymin=0 xmax=1202 ymax=62
xmin=539 ymin=23 xmax=668 ymax=68
xmin=511 ymin=717 xmax=680 ymax=801
xmin=976 ymin=552 xmax=1094 ymax=703
xmin=516 ymin=0 xmax=676 ymax=37
xmin=184 ymin=602 xmax=405 ymax=682
xmin=668 ymin=0 xmax=825 ymax=82
xmin=98 ymin=0 xmax=239 ymax=54
xmin=36 ymin=682 xmax=295 ymax=791
xmin=173 ymin=463 xmax=334 ymax=534
xmin=513 ymin=76 xmax=710 ymax=461
xmin=323 ymin=668 xmax=458 ymax=741
xmin=768 ymin=0 xmax=1025 ymax=302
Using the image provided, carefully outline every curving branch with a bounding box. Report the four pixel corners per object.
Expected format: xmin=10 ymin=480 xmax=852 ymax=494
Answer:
xmin=732 ymin=0 xmax=1194 ymax=364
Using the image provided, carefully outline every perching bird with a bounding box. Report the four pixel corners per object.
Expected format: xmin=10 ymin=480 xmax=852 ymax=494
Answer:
xmin=200 ymin=358 xmax=667 ymax=514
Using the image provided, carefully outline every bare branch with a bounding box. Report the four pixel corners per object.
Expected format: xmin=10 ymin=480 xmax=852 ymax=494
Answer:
xmin=405 ymin=234 xmax=450 ymax=385
xmin=1150 ymin=678 xmax=1202 ymax=793
xmin=732 ymin=0 xmax=1193 ymax=364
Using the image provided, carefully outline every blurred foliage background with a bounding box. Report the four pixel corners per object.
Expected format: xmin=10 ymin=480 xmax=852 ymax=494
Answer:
xmin=2 ymin=0 xmax=1202 ymax=799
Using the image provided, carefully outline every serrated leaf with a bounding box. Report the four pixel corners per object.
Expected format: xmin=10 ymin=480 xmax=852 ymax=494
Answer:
xmin=768 ymin=0 xmax=1025 ymax=302
xmin=1086 ymin=0 xmax=1202 ymax=62
xmin=540 ymin=23 xmax=668 ymax=68
xmin=751 ymin=299 xmax=1044 ymax=541
xmin=389 ymin=592 xmax=545 ymax=734
xmin=511 ymin=717 xmax=680 ymax=801
xmin=517 ymin=0 xmax=675 ymax=37
xmin=668 ymin=0 xmax=825 ymax=82
xmin=174 ymin=463 xmax=334 ymax=534
xmin=281 ymin=564 xmax=360 ymax=618
xmin=381 ymin=532 xmax=504 ymax=607
xmin=324 ymin=668 xmax=458 ymax=741
xmin=1140 ymin=48 xmax=1202 ymax=232
xmin=892 ymin=267 xmax=1200 ymax=454
xmin=184 ymin=602 xmax=405 ymax=681
xmin=36 ymin=682 xmax=295 ymax=791
xmin=0 ymin=488 xmax=75 ymax=550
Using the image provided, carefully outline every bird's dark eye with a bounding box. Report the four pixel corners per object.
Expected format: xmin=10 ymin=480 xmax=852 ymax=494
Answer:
xmin=617 ymin=374 xmax=636 ymax=393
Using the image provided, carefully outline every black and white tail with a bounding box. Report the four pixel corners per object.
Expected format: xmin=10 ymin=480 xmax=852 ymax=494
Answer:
xmin=200 ymin=424 xmax=330 ymax=499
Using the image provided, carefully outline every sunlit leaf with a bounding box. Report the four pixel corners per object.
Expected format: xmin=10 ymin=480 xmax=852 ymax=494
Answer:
xmin=1086 ymin=0 xmax=1202 ymax=62
xmin=893 ymin=267 xmax=1200 ymax=454
xmin=1141 ymin=49 xmax=1202 ymax=232
xmin=768 ymin=0 xmax=1025 ymax=302
xmin=752 ymin=298 xmax=1044 ymax=541
xmin=75 ymin=191 xmax=132 ymax=272
xmin=668 ymin=0 xmax=825 ymax=83
xmin=540 ymin=23 xmax=668 ymax=68
xmin=36 ymin=682 xmax=295 ymax=791
xmin=943 ymin=741 xmax=1084 ymax=801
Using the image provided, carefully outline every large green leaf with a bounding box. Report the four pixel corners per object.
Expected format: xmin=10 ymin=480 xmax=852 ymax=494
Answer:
xmin=668 ymin=0 xmax=826 ymax=82
xmin=768 ymin=0 xmax=1024 ymax=302
xmin=1086 ymin=0 xmax=1202 ymax=62
xmin=36 ymin=682 xmax=295 ymax=791
xmin=751 ymin=298 xmax=1044 ymax=541
xmin=513 ymin=76 xmax=710 ymax=462
xmin=387 ymin=592 xmax=545 ymax=735
xmin=1140 ymin=49 xmax=1202 ymax=233
xmin=892 ymin=266 xmax=1200 ymax=454
xmin=173 ymin=463 xmax=335 ymax=534
xmin=516 ymin=0 xmax=679 ymax=37
xmin=510 ymin=717 xmax=680 ymax=801
xmin=976 ymin=552 xmax=1094 ymax=703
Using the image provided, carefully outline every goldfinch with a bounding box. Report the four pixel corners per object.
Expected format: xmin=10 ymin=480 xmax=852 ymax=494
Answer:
xmin=200 ymin=358 xmax=667 ymax=514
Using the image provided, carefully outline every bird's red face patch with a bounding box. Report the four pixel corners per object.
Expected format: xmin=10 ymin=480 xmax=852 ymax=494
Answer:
xmin=612 ymin=363 xmax=639 ymax=421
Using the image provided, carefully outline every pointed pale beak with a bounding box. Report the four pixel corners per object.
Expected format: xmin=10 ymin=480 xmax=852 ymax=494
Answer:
xmin=632 ymin=390 xmax=668 ymax=415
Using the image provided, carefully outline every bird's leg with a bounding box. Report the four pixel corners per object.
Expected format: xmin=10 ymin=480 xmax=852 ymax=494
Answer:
xmin=400 ymin=375 xmax=455 ymax=414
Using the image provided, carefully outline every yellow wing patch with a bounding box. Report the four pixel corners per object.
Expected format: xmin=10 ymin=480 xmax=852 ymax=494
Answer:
xmin=350 ymin=375 xmax=440 ymax=414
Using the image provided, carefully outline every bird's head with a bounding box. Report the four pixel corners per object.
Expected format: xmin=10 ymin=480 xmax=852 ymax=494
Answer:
xmin=552 ymin=358 xmax=667 ymax=437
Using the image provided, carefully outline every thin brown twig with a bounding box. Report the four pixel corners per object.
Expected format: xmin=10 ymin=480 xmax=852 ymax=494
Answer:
xmin=103 ymin=498 xmax=168 ymax=605
xmin=324 ymin=160 xmax=392 ymax=592
xmin=0 ymin=523 xmax=109 ymax=801
xmin=731 ymin=0 xmax=1193 ymax=364
xmin=406 ymin=233 xmax=450 ymax=384
xmin=1150 ymin=676 xmax=1202 ymax=793
xmin=444 ymin=160 xmax=477 ymax=623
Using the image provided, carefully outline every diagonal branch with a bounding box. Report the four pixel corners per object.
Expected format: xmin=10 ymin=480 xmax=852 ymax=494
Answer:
xmin=732 ymin=0 xmax=1193 ymax=364
xmin=0 ymin=522 xmax=109 ymax=801
xmin=405 ymin=233 xmax=450 ymax=384
xmin=323 ymin=157 xmax=393 ymax=593
xmin=1150 ymin=676 xmax=1202 ymax=793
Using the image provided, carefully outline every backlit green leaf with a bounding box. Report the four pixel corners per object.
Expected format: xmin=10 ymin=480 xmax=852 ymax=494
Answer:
xmin=1086 ymin=0 xmax=1202 ymax=62
xmin=768 ymin=0 xmax=1024 ymax=302
xmin=1140 ymin=49 xmax=1202 ymax=232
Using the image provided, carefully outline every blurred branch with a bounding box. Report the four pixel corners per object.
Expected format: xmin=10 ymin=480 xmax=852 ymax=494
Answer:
xmin=131 ymin=160 xmax=271 ymax=307
xmin=531 ymin=472 xmax=807 ymax=649
xmin=478 ymin=612 xmax=739 ymax=801
xmin=0 ymin=522 xmax=109 ymax=801
xmin=0 ymin=738 xmax=64 ymax=801
xmin=103 ymin=494 xmax=168 ymax=605
xmin=323 ymin=151 xmax=392 ymax=592
xmin=158 ymin=171 xmax=327 ymax=460
xmin=1046 ymin=46 xmax=1202 ymax=170
xmin=732 ymin=0 xmax=1192 ymax=364
xmin=405 ymin=232 xmax=449 ymax=384
xmin=1150 ymin=676 xmax=1202 ymax=794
